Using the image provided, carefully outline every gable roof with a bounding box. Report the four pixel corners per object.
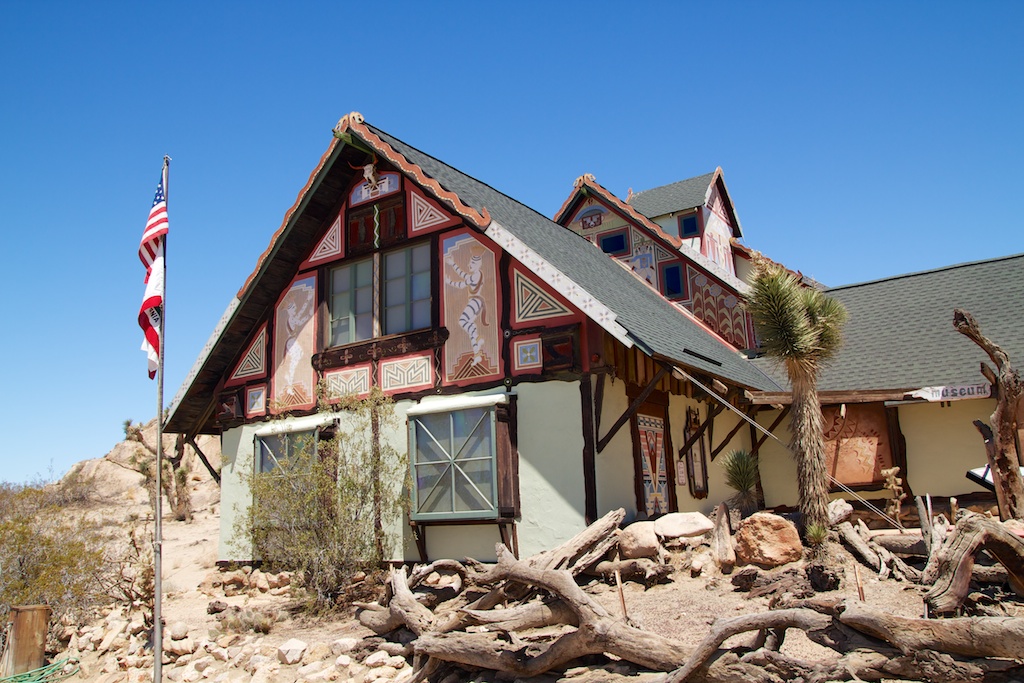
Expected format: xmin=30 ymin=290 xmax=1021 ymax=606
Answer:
xmin=628 ymin=168 xmax=743 ymax=238
xmin=552 ymin=174 xmax=749 ymax=294
xmin=751 ymin=254 xmax=1024 ymax=396
xmin=166 ymin=114 xmax=781 ymax=435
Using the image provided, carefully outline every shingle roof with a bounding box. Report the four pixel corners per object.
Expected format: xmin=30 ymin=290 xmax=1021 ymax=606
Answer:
xmin=753 ymin=254 xmax=1024 ymax=393
xmin=628 ymin=172 xmax=716 ymax=218
xmin=368 ymin=125 xmax=782 ymax=392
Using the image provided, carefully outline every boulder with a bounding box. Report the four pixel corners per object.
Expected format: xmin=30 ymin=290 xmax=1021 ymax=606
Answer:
xmin=654 ymin=512 xmax=714 ymax=539
xmin=168 ymin=621 xmax=190 ymax=641
xmin=363 ymin=650 xmax=391 ymax=668
xmin=618 ymin=521 xmax=660 ymax=559
xmin=165 ymin=637 xmax=196 ymax=657
xmin=330 ymin=637 xmax=359 ymax=655
xmin=303 ymin=642 xmax=332 ymax=664
xmin=734 ymin=512 xmax=803 ymax=567
xmin=277 ymin=638 xmax=308 ymax=665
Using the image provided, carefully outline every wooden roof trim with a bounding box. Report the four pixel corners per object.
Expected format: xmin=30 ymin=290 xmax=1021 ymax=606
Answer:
xmin=236 ymin=135 xmax=342 ymax=298
xmin=575 ymin=175 xmax=684 ymax=248
xmin=709 ymin=167 xmax=743 ymax=239
xmin=335 ymin=112 xmax=491 ymax=229
xmin=744 ymin=389 xmax=916 ymax=405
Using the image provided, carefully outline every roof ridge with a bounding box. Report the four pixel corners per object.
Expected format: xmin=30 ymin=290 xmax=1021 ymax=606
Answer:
xmin=630 ymin=171 xmax=716 ymax=199
xmin=827 ymin=252 xmax=1024 ymax=291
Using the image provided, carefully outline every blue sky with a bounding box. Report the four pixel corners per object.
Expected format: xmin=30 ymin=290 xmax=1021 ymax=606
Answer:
xmin=1 ymin=2 xmax=1021 ymax=484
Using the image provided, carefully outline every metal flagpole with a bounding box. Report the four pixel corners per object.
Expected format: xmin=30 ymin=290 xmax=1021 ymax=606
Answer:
xmin=153 ymin=155 xmax=169 ymax=683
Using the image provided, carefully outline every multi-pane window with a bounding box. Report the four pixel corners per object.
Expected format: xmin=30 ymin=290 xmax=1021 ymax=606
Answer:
xmin=383 ymin=243 xmax=431 ymax=336
xmin=330 ymin=258 xmax=373 ymax=346
xmin=257 ymin=429 xmax=317 ymax=474
xmin=409 ymin=404 xmax=498 ymax=520
xmin=328 ymin=242 xmax=431 ymax=347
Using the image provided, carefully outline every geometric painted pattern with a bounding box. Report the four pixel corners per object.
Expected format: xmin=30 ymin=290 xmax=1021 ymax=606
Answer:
xmin=484 ymin=220 xmax=631 ymax=346
xmin=513 ymin=269 xmax=572 ymax=324
xmin=245 ymin=384 xmax=267 ymax=418
xmin=323 ymin=364 xmax=371 ymax=399
xmin=308 ymin=215 xmax=343 ymax=264
xmin=512 ymin=336 xmax=542 ymax=374
xmin=686 ymin=266 xmax=751 ymax=349
xmin=637 ymin=413 xmax=669 ymax=516
xmin=410 ymin=192 xmax=450 ymax=233
xmin=230 ymin=324 xmax=267 ymax=382
xmin=379 ymin=353 xmax=433 ymax=394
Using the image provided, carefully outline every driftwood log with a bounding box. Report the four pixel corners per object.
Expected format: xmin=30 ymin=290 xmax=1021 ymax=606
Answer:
xmin=954 ymin=308 xmax=1024 ymax=521
xmin=924 ymin=511 xmax=1024 ymax=613
xmin=357 ymin=510 xmax=1024 ymax=683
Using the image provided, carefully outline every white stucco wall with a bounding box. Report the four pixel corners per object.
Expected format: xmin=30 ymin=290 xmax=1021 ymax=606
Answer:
xmin=219 ymin=382 xmax=594 ymax=564
xmin=898 ymin=399 xmax=993 ymax=497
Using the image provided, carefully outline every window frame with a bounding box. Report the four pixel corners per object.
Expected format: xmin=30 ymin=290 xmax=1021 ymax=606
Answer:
xmin=407 ymin=394 xmax=518 ymax=522
xmin=678 ymin=213 xmax=700 ymax=238
xmin=326 ymin=239 xmax=433 ymax=351
xmin=596 ymin=229 xmax=629 ymax=256
xmin=660 ymin=262 xmax=687 ymax=300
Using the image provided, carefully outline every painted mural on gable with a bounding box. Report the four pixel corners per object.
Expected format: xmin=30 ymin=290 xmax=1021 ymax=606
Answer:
xmin=701 ymin=184 xmax=735 ymax=276
xmin=272 ymin=274 xmax=317 ymax=411
xmin=442 ymin=233 xmax=501 ymax=383
xmin=686 ymin=266 xmax=753 ymax=349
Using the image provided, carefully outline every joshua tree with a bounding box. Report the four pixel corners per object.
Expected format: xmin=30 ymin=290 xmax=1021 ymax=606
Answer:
xmin=744 ymin=257 xmax=848 ymax=532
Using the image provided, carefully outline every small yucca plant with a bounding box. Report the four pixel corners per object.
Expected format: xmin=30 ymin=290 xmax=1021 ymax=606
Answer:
xmin=721 ymin=449 xmax=760 ymax=517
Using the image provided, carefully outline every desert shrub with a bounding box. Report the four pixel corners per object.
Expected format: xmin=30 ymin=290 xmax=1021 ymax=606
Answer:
xmin=721 ymin=449 xmax=760 ymax=517
xmin=0 ymin=482 xmax=107 ymax=641
xmin=216 ymin=607 xmax=279 ymax=634
xmin=124 ymin=419 xmax=193 ymax=522
xmin=236 ymin=389 xmax=405 ymax=612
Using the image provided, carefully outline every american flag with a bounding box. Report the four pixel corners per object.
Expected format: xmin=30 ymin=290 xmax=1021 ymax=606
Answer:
xmin=139 ymin=163 xmax=168 ymax=379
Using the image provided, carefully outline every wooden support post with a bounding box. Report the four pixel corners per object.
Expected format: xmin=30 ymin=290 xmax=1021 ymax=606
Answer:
xmin=597 ymin=365 xmax=669 ymax=452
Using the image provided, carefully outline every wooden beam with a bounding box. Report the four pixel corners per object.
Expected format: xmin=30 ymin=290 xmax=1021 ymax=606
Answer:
xmin=677 ymin=401 xmax=726 ymax=457
xmin=746 ymin=389 xmax=912 ymax=405
xmin=580 ymin=374 xmax=598 ymax=525
xmin=597 ymin=365 xmax=670 ymax=453
xmin=710 ymin=406 xmax=759 ymax=461
xmin=187 ymin=437 xmax=221 ymax=485
xmin=750 ymin=405 xmax=791 ymax=457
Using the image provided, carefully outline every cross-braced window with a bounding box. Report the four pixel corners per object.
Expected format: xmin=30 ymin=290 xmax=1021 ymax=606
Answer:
xmin=257 ymin=429 xmax=318 ymax=474
xmin=410 ymin=405 xmax=497 ymax=520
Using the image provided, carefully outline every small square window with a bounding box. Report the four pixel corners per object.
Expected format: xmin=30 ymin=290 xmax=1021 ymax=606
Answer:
xmin=661 ymin=263 xmax=685 ymax=299
xmin=598 ymin=231 xmax=629 ymax=256
xmin=679 ymin=215 xmax=699 ymax=237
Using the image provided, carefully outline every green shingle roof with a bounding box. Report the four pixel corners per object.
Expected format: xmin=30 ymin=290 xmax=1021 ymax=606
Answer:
xmin=628 ymin=172 xmax=715 ymax=218
xmin=369 ymin=126 xmax=781 ymax=392
xmin=753 ymin=254 xmax=1024 ymax=393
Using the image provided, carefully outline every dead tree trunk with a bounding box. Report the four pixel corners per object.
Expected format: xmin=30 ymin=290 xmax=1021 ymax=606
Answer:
xmin=924 ymin=511 xmax=1024 ymax=613
xmin=954 ymin=308 xmax=1024 ymax=521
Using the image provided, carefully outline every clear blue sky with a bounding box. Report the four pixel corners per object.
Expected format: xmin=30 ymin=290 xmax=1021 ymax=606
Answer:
xmin=1 ymin=2 xmax=1021 ymax=484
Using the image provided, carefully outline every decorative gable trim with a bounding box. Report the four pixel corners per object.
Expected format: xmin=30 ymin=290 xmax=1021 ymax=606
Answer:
xmin=408 ymin=185 xmax=460 ymax=235
xmin=512 ymin=269 xmax=574 ymax=326
xmin=484 ymin=219 xmax=632 ymax=347
xmin=303 ymin=214 xmax=344 ymax=268
xmin=226 ymin=323 xmax=268 ymax=386
xmin=334 ymin=112 xmax=491 ymax=229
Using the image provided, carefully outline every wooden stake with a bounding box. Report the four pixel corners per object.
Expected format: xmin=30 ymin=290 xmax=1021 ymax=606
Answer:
xmin=854 ymin=563 xmax=865 ymax=602
xmin=614 ymin=551 xmax=628 ymax=622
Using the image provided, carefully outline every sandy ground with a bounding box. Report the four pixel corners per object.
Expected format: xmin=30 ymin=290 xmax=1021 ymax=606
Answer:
xmin=55 ymin=429 xmax=1002 ymax=683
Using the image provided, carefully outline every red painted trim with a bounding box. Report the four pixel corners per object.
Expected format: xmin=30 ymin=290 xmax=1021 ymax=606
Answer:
xmin=407 ymin=184 xmax=461 ymax=235
xmin=378 ymin=351 xmax=434 ymax=395
xmin=322 ymin=362 xmax=373 ymax=401
xmin=337 ymin=113 xmax=491 ymax=229
xmin=509 ymin=266 xmax=580 ymax=330
xmin=225 ymin=322 xmax=269 ymax=387
xmin=244 ymin=384 xmax=268 ymax=418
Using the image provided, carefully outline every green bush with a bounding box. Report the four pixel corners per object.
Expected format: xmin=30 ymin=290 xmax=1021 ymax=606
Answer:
xmin=721 ymin=449 xmax=760 ymax=517
xmin=236 ymin=389 xmax=406 ymax=612
xmin=0 ymin=482 xmax=107 ymax=642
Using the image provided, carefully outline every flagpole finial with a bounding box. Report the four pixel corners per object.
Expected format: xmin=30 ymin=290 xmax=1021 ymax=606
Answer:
xmin=163 ymin=155 xmax=172 ymax=165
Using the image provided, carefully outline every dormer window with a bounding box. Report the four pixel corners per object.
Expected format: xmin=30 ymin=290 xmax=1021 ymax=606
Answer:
xmin=597 ymin=229 xmax=629 ymax=256
xmin=678 ymin=213 xmax=699 ymax=238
